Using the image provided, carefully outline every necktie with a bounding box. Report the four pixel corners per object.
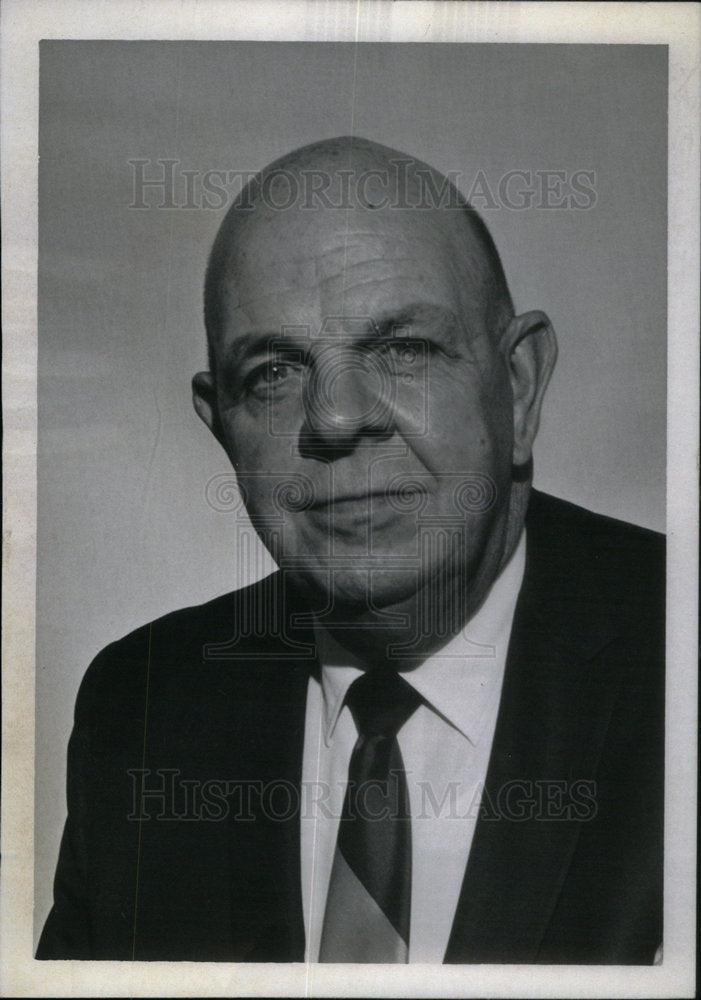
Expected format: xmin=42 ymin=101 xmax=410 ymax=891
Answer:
xmin=319 ymin=669 xmax=422 ymax=963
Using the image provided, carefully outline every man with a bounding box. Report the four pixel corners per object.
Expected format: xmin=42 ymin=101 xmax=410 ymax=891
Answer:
xmin=37 ymin=137 xmax=664 ymax=964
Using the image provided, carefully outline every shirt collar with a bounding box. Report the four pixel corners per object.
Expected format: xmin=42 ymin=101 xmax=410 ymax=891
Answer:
xmin=314 ymin=532 xmax=526 ymax=747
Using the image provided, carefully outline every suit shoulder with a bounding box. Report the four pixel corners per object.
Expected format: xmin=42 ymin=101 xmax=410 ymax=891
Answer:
xmin=73 ymin=574 xmax=284 ymax=722
xmin=527 ymin=489 xmax=664 ymax=569
xmin=528 ymin=489 xmax=663 ymax=545
xmin=525 ymin=490 xmax=664 ymax=627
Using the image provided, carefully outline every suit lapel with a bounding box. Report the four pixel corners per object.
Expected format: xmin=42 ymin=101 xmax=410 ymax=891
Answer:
xmin=223 ymin=653 xmax=310 ymax=961
xmin=444 ymin=493 xmax=628 ymax=963
xmin=194 ymin=573 xmax=316 ymax=961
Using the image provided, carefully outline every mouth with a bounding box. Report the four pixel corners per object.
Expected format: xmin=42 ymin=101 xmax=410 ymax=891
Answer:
xmin=304 ymin=489 xmax=428 ymax=533
xmin=308 ymin=489 xmax=424 ymax=510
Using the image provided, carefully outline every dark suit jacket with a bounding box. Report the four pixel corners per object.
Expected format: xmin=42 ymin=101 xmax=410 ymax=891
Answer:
xmin=37 ymin=491 xmax=664 ymax=963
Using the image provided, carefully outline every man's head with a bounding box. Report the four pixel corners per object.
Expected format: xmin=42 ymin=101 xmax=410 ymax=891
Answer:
xmin=193 ymin=136 xmax=556 ymax=635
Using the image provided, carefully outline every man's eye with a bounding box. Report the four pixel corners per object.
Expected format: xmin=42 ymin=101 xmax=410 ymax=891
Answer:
xmin=245 ymin=361 xmax=303 ymax=398
xmin=261 ymin=363 xmax=291 ymax=384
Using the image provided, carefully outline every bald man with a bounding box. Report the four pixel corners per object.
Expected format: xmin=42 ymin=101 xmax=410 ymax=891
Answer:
xmin=38 ymin=137 xmax=664 ymax=964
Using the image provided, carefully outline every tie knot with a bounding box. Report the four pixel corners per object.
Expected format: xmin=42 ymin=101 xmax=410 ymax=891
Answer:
xmin=345 ymin=669 xmax=422 ymax=738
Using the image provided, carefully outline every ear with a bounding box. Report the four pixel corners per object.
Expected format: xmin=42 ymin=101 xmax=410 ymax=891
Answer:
xmin=500 ymin=310 xmax=557 ymax=467
xmin=192 ymin=371 xmax=225 ymax=445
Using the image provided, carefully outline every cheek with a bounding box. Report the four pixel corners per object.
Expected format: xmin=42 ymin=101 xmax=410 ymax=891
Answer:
xmin=220 ymin=415 xmax=309 ymax=539
xmin=220 ymin=411 xmax=292 ymax=473
xmin=410 ymin=367 xmax=513 ymax=476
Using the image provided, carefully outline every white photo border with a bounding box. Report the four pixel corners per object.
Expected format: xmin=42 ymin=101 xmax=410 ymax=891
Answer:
xmin=1 ymin=2 xmax=697 ymax=997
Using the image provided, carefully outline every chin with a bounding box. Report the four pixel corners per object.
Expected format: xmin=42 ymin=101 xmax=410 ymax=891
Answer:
xmin=292 ymin=565 xmax=422 ymax=617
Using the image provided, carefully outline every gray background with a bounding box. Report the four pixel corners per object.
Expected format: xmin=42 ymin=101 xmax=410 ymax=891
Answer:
xmin=35 ymin=41 xmax=667 ymax=943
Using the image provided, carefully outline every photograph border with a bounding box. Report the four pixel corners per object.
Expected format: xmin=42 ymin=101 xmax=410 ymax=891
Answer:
xmin=2 ymin=2 xmax=698 ymax=997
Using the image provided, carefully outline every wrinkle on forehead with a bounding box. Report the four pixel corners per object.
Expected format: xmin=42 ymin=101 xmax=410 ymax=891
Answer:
xmin=221 ymin=227 xmax=485 ymax=319
xmin=225 ymin=256 xmax=437 ymax=312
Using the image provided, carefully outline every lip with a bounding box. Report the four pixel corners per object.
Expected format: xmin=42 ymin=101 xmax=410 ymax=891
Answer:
xmin=308 ymin=490 xmax=422 ymax=509
xmin=304 ymin=491 xmax=429 ymax=533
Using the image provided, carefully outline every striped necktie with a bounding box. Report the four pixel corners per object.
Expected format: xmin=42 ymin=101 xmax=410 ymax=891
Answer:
xmin=319 ymin=669 xmax=422 ymax=963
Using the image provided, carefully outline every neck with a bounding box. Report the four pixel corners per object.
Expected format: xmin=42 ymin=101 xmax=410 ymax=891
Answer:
xmin=310 ymin=481 xmax=530 ymax=670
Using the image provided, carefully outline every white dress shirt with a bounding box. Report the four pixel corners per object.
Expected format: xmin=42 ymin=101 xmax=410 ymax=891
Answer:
xmin=300 ymin=533 xmax=526 ymax=963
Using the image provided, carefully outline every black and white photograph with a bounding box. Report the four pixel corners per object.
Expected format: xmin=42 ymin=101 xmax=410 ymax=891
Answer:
xmin=1 ymin=2 xmax=697 ymax=997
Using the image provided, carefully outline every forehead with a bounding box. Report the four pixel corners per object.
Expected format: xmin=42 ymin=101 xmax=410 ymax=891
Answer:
xmin=218 ymin=203 xmax=485 ymax=335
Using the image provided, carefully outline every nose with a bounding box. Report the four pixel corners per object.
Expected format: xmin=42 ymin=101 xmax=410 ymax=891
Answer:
xmin=299 ymin=346 xmax=395 ymax=459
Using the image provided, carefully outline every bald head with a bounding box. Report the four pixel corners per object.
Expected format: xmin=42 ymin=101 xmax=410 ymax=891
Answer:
xmin=204 ymin=136 xmax=513 ymax=375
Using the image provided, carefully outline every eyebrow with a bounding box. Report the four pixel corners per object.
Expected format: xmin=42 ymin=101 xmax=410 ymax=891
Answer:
xmin=373 ymin=303 xmax=462 ymax=347
xmin=220 ymin=301 xmax=463 ymax=370
xmin=221 ymin=332 xmax=284 ymax=371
